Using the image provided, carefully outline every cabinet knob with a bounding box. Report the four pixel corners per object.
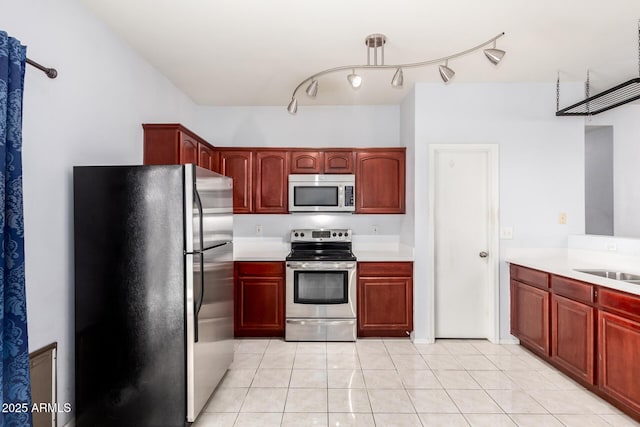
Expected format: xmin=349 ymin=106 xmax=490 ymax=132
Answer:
xmin=479 ymin=251 xmax=489 ymax=258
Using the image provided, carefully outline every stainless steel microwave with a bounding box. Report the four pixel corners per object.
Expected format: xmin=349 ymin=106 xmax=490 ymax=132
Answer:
xmin=288 ymin=174 xmax=355 ymax=212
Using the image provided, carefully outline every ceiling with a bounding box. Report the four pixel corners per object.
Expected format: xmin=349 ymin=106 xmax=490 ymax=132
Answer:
xmin=80 ymin=0 xmax=640 ymax=108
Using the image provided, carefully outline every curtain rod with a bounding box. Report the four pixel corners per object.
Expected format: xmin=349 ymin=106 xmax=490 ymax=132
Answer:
xmin=26 ymin=58 xmax=57 ymax=79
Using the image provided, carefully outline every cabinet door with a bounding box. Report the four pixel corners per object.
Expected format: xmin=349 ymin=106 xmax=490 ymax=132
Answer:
xmin=178 ymin=132 xmax=199 ymax=165
xmin=510 ymin=279 xmax=550 ymax=356
xmin=324 ymin=151 xmax=354 ymax=174
xmin=234 ymin=263 xmax=285 ymax=337
xmin=255 ymin=151 xmax=289 ymax=213
xmin=290 ymin=151 xmax=323 ymax=174
xmin=358 ymin=276 xmax=413 ymax=337
xmin=551 ymin=294 xmax=595 ymax=384
xmin=198 ymin=143 xmax=217 ymax=172
xmin=218 ymin=150 xmax=253 ymax=213
xmin=355 ymin=150 xmax=405 ymax=213
xmin=598 ymin=311 xmax=640 ymax=414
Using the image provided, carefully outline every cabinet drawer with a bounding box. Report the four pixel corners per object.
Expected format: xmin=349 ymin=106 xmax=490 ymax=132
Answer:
xmin=598 ymin=287 xmax=640 ymax=323
xmin=358 ymin=262 xmax=413 ymax=277
xmin=510 ymin=264 xmax=549 ymax=289
xmin=551 ymin=275 xmax=594 ymax=305
xmin=236 ymin=261 xmax=284 ymax=276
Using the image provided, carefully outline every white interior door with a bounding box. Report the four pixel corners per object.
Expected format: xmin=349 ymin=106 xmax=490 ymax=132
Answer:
xmin=433 ymin=146 xmax=497 ymax=339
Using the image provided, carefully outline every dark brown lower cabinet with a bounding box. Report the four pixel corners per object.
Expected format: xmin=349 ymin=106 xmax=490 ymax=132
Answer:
xmin=510 ymin=264 xmax=640 ymax=422
xmin=598 ymin=289 xmax=640 ymax=417
xmin=234 ymin=262 xmax=285 ymax=337
xmin=551 ymin=293 xmax=595 ymax=384
xmin=510 ymin=278 xmax=550 ymax=356
xmin=598 ymin=311 xmax=640 ymax=414
xmin=357 ymin=262 xmax=413 ymax=337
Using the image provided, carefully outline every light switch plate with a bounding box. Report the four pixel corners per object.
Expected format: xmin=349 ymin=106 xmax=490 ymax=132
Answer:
xmin=500 ymin=227 xmax=513 ymax=239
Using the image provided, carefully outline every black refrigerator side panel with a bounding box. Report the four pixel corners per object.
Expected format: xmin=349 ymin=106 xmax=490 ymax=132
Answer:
xmin=74 ymin=165 xmax=187 ymax=427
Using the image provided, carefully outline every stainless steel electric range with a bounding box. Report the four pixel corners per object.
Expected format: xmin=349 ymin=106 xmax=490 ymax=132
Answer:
xmin=285 ymin=229 xmax=357 ymax=341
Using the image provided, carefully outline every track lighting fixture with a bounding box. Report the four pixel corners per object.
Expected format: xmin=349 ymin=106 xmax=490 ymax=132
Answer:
xmin=438 ymin=60 xmax=455 ymax=83
xmin=347 ymin=70 xmax=362 ymax=89
xmin=287 ymin=32 xmax=506 ymax=114
xmin=287 ymin=97 xmax=298 ymax=114
xmin=391 ymin=68 xmax=404 ymax=88
xmin=483 ymin=41 xmax=506 ymax=65
xmin=306 ymin=80 xmax=318 ymax=97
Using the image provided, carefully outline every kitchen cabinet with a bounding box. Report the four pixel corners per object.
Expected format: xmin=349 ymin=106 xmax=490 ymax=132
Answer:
xmin=234 ymin=262 xmax=285 ymax=337
xmin=509 ymin=263 xmax=640 ymax=421
xmin=509 ymin=265 xmax=550 ymax=357
xmin=217 ymin=150 xmax=253 ymax=214
xmin=255 ymin=151 xmax=289 ymax=213
xmin=355 ymin=149 xmax=406 ymax=214
xmin=550 ymin=275 xmax=595 ymax=384
xmin=198 ymin=143 xmax=218 ymax=171
xmin=289 ymin=150 xmax=355 ymax=174
xmin=357 ymin=262 xmax=413 ymax=337
xmin=597 ymin=287 xmax=640 ymax=415
xmin=290 ymin=150 xmax=323 ymax=174
xmin=142 ymin=123 xmax=216 ymax=171
xmin=324 ymin=150 xmax=354 ymax=173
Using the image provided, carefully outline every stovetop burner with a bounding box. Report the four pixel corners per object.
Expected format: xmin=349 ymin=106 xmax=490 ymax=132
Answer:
xmin=286 ymin=229 xmax=356 ymax=261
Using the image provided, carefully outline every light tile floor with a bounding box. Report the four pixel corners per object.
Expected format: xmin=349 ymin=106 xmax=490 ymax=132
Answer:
xmin=193 ymin=339 xmax=640 ymax=427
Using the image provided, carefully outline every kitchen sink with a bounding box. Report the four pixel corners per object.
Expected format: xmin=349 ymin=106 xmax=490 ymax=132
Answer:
xmin=575 ymin=269 xmax=640 ymax=284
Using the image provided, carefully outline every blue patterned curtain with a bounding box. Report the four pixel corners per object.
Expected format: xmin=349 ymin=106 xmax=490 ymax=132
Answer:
xmin=0 ymin=31 xmax=32 ymax=427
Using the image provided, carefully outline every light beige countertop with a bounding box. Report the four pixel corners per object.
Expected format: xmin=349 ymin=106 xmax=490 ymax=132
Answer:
xmin=506 ymin=248 xmax=640 ymax=296
xmin=352 ymin=242 xmax=414 ymax=262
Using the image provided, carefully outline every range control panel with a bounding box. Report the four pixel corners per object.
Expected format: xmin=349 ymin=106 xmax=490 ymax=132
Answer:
xmin=290 ymin=229 xmax=352 ymax=242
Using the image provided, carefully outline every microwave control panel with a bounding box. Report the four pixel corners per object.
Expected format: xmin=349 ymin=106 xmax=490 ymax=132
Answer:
xmin=344 ymin=186 xmax=355 ymax=207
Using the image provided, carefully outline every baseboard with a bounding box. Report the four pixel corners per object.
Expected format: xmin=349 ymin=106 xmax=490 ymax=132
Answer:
xmin=498 ymin=337 xmax=520 ymax=345
xmin=411 ymin=338 xmax=436 ymax=344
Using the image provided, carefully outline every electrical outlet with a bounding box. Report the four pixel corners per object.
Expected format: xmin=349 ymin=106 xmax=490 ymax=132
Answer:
xmin=559 ymin=212 xmax=567 ymax=224
xmin=606 ymin=243 xmax=617 ymax=251
xmin=255 ymin=224 xmax=263 ymax=236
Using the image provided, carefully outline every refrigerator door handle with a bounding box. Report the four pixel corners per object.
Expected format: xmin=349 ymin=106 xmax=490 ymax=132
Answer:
xmin=194 ymin=252 xmax=205 ymax=343
xmin=194 ymin=189 xmax=205 ymax=253
xmin=193 ymin=189 xmax=205 ymax=343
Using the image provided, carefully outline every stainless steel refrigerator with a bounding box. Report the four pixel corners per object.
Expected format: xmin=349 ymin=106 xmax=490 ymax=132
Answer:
xmin=73 ymin=164 xmax=233 ymax=427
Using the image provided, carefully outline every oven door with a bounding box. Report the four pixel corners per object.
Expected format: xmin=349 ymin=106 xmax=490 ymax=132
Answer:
xmin=286 ymin=261 xmax=357 ymax=319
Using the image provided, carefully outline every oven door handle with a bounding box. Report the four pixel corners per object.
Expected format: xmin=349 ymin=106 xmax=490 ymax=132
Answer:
xmin=286 ymin=262 xmax=356 ymax=270
xmin=286 ymin=319 xmax=356 ymax=326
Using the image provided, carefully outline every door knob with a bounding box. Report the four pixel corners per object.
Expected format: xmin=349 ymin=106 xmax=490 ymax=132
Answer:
xmin=479 ymin=251 xmax=489 ymax=258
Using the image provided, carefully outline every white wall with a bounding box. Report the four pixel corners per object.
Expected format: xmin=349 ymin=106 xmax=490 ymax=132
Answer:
xmin=399 ymin=90 xmax=416 ymax=246
xmin=192 ymin=105 xmax=405 ymax=239
xmin=193 ymin=105 xmax=400 ymax=149
xmin=410 ymin=82 xmax=585 ymax=342
xmin=586 ymin=105 xmax=640 ymax=238
xmin=2 ymin=0 xmax=198 ymax=423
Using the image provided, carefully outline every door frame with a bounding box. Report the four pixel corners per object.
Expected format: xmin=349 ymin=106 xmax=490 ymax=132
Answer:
xmin=428 ymin=144 xmax=500 ymax=343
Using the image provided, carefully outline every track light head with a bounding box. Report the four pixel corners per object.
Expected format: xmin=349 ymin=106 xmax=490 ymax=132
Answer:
xmin=391 ymin=68 xmax=404 ymax=88
xmin=287 ymin=98 xmax=298 ymax=114
xmin=438 ymin=63 xmax=455 ymax=83
xmin=347 ymin=70 xmax=362 ymax=89
xmin=306 ymin=80 xmax=318 ymax=97
xmin=484 ymin=48 xmax=505 ymax=65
